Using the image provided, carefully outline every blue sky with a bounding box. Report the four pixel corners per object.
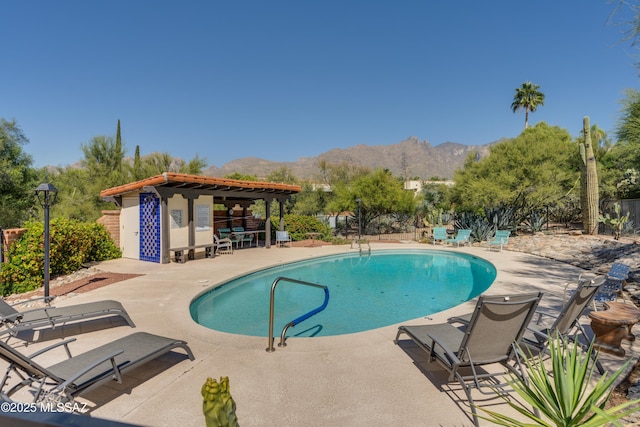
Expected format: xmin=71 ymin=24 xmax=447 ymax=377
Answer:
xmin=2 ymin=1 xmax=638 ymax=169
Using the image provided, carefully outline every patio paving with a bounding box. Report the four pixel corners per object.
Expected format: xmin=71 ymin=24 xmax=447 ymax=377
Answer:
xmin=5 ymin=242 xmax=639 ymax=426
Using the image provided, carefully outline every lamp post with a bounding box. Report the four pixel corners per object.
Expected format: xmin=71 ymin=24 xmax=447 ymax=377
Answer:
xmin=356 ymin=198 xmax=362 ymax=242
xmin=35 ymin=183 xmax=58 ymax=301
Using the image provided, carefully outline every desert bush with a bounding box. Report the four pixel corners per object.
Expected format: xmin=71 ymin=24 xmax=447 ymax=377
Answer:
xmin=0 ymin=219 xmax=121 ymax=296
xmin=270 ymin=214 xmax=332 ymax=241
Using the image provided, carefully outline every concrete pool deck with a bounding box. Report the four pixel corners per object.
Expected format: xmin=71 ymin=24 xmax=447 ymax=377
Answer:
xmin=7 ymin=242 xmax=639 ymax=426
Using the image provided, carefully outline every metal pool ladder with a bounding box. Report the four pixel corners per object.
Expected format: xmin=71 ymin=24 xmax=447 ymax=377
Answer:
xmin=266 ymin=277 xmax=329 ymax=352
xmin=351 ymin=238 xmax=371 ymax=255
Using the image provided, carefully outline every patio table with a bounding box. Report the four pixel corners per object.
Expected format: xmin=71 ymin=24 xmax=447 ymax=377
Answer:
xmin=589 ymin=302 xmax=640 ymax=357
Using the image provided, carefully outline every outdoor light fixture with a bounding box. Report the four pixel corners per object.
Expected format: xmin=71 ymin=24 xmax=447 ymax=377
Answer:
xmin=356 ymin=198 xmax=362 ymax=242
xmin=228 ymin=208 xmax=235 ymax=216
xmin=35 ymin=183 xmax=58 ymax=301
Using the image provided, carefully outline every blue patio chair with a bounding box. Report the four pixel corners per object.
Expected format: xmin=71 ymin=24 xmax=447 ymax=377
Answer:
xmin=232 ymin=226 xmax=253 ymax=248
xmin=445 ymin=229 xmax=472 ymax=247
xmin=219 ymin=227 xmax=240 ymax=248
xmin=432 ymin=227 xmax=448 ymax=245
xmin=487 ymin=230 xmax=510 ymax=251
xmin=592 ymin=262 xmax=631 ymax=310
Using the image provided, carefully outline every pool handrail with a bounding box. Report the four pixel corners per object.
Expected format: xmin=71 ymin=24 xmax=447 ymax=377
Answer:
xmin=266 ymin=277 xmax=329 ymax=352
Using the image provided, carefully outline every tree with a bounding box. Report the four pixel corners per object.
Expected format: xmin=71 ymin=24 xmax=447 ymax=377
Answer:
xmin=132 ymin=145 xmax=144 ymax=181
xmin=267 ymin=167 xmax=297 ymax=184
xmin=50 ymin=167 xmax=97 ymax=221
xmin=329 ymin=168 xmax=415 ymax=233
xmin=176 ymin=154 xmax=207 ymax=175
xmin=81 ymin=135 xmax=125 ymax=188
xmin=316 ymin=160 xmax=369 ymax=187
xmin=115 ymin=119 xmax=123 ymax=176
xmin=290 ymin=183 xmax=328 ymax=216
xmin=511 ymin=82 xmax=545 ymax=129
xmin=0 ymin=119 xmax=39 ymax=228
xmin=615 ymin=88 xmax=640 ymax=145
xmin=224 ymin=172 xmax=259 ymax=181
xmin=451 ymin=122 xmax=577 ymax=220
xmin=599 ymin=89 xmax=640 ymax=199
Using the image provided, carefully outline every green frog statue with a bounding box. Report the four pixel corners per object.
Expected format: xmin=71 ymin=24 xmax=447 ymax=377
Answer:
xmin=201 ymin=376 xmax=239 ymax=427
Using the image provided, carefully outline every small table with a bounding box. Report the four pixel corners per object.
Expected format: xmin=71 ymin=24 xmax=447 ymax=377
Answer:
xmin=589 ymin=302 xmax=640 ymax=357
xmin=230 ymin=230 xmax=265 ymax=248
xmin=305 ymin=232 xmax=321 ymax=246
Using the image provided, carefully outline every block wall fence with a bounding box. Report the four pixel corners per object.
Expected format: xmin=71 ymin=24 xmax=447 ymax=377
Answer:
xmin=1 ymin=228 xmax=27 ymax=263
xmin=96 ymin=210 xmax=120 ymax=249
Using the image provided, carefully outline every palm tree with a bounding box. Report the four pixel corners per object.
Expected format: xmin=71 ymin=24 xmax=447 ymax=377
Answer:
xmin=511 ymin=82 xmax=545 ymax=129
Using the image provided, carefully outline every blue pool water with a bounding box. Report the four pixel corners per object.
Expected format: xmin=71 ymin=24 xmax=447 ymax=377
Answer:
xmin=190 ymin=250 xmax=496 ymax=337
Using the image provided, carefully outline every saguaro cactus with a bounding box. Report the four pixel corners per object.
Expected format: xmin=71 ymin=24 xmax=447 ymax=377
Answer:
xmin=580 ymin=116 xmax=599 ymax=235
xmin=202 ymin=376 xmax=239 ymax=427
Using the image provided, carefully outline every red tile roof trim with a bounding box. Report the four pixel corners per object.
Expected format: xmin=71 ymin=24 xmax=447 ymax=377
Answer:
xmin=100 ymin=172 xmax=302 ymax=198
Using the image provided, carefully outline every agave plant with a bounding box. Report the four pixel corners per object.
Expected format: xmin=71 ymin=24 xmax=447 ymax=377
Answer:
xmin=477 ymin=335 xmax=640 ymax=426
xmin=454 ymin=211 xmax=493 ymax=242
xmin=485 ymin=203 xmax=516 ymax=232
xmin=524 ymin=209 xmax=547 ymax=233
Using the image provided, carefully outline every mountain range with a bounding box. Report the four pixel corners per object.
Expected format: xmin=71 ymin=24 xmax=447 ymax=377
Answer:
xmin=203 ymin=136 xmax=493 ymax=181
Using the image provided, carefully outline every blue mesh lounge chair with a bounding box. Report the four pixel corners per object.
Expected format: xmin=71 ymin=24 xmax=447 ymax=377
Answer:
xmin=593 ymin=262 xmax=631 ymax=310
xmin=432 ymin=227 xmax=448 ymax=245
xmin=395 ymin=292 xmax=543 ymax=427
xmin=487 ymin=230 xmax=510 ymax=251
xmin=0 ymin=332 xmax=194 ymax=404
xmin=0 ymin=299 xmax=135 ymax=338
xmin=445 ymin=229 xmax=471 ymax=247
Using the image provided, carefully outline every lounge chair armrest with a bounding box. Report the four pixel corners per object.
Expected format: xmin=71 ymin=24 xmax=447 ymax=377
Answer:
xmin=526 ymin=325 xmax=550 ymax=342
xmin=53 ymin=350 xmax=126 ymax=392
xmin=11 ymin=306 xmax=59 ymax=319
xmin=447 ymin=315 xmax=471 ymax=326
xmin=28 ymin=338 xmax=77 ymax=359
xmin=427 ymin=333 xmax=461 ymax=365
xmin=0 ymin=312 xmax=23 ymax=324
xmin=532 ymin=309 xmax=555 ymax=325
xmin=9 ymin=296 xmax=55 ymax=307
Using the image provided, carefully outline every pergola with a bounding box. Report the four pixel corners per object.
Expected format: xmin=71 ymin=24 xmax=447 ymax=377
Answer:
xmin=100 ymin=172 xmax=302 ymax=262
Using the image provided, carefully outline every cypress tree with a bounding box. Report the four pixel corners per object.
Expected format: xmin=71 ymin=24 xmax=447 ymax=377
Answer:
xmin=133 ymin=145 xmax=143 ymax=180
xmin=115 ymin=119 xmax=122 ymax=174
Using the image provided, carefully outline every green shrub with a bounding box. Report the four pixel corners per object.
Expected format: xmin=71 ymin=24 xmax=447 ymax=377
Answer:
xmin=270 ymin=214 xmax=332 ymax=241
xmin=0 ymin=219 xmax=121 ymax=296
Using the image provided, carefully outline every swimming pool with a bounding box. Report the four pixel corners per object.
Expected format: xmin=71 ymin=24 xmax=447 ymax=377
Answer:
xmin=190 ymin=250 xmax=496 ymax=337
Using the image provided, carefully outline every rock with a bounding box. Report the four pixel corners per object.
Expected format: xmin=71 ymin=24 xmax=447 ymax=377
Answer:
xmin=627 ymin=385 xmax=640 ymax=400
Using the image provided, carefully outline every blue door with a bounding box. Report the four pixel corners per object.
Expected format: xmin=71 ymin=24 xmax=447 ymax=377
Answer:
xmin=139 ymin=192 xmax=160 ymax=263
